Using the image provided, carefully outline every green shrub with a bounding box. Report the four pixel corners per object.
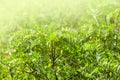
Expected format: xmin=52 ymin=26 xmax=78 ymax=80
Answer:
xmin=3 ymin=21 xmax=120 ymax=80
xmin=0 ymin=5 xmax=120 ymax=80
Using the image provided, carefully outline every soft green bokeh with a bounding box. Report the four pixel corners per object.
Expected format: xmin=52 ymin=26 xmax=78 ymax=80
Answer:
xmin=0 ymin=0 xmax=120 ymax=48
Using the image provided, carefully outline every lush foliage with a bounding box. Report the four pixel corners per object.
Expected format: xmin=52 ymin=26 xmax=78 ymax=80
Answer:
xmin=0 ymin=0 xmax=120 ymax=80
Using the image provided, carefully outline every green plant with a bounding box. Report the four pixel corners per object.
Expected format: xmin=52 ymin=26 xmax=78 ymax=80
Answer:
xmin=0 ymin=1 xmax=120 ymax=80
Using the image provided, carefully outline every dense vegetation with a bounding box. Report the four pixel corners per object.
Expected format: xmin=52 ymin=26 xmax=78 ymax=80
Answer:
xmin=0 ymin=0 xmax=120 ymax=80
